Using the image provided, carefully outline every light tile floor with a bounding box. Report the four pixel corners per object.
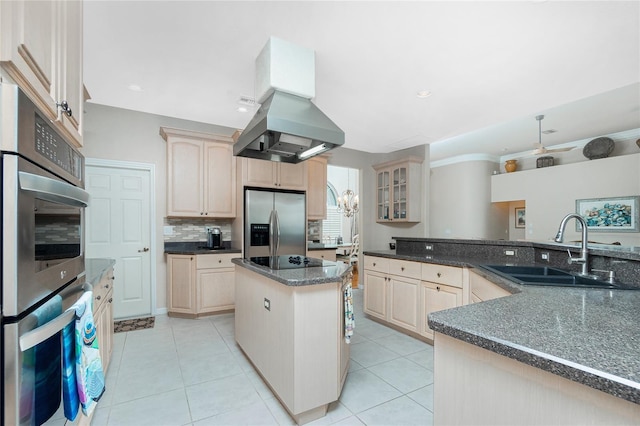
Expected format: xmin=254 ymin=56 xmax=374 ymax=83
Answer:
xmin=91 ymin=289 xmax=434 ymax=425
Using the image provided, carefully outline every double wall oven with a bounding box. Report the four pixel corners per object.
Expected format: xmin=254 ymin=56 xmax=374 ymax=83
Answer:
xmin=1 ymin=84 xmax=89 ymax=425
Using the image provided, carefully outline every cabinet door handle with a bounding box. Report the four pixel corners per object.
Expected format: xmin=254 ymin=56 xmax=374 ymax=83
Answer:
xmin=108 ymin=298 xmax=113 ymax=303
xmin=56 ymin=100 xmax=72 ymax=117
xmin=96 ymin=295 xmax=101 ymax=300
xmin=437 ymin=272 xmax=442 ymax=278
xmin=401 ymin=266 xmax=405 ymax=271
xmin=218 ymin=259 xmax=222 ymax=263
xmin=436 ymin=286 xmax=441 ymax=291
xmin=373 ymin=262 xmax=376 ymax=267
xmin=105 ymin=284 xmax=110 ymax=289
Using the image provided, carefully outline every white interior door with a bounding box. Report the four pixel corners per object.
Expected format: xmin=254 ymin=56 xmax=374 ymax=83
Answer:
xmin=85 ymin=161 xmax=154 ymax=319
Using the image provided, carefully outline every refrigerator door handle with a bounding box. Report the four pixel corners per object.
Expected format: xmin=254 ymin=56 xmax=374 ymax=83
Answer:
xmin=273 ymin=210 xmax=281 ymax=255
xmin=268 ymin=210 xmax=276 ymax=257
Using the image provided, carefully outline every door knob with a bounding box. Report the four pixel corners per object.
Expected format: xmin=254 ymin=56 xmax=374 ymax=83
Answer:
xmin=138 ymin=247 xmax=150 ymax=252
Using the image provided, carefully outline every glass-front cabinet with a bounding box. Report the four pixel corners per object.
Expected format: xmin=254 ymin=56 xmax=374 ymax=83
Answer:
xmin=377 ymin=170 xmax=390 ymax=220
xmin=373 ymin=157 xmax=423 ymax=223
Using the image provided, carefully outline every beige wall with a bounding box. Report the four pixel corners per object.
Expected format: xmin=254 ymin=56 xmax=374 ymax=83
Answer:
xmin=430 ymin=160 xmax=508 ymax=239
xmin=492 ymin=153 xmax=640 ymax=246
xmin=81 ymin=103 xmax=236 ymax=313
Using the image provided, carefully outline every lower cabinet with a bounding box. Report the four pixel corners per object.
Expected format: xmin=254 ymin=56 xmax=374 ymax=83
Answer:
xmin=93 ymin=266 xmax=114 ymax=373
xmin=167 ymin=253 xmax=237 ymax=317
xmin=310 ymin=249 xmax=337 ymax=261
xmin=364 ymin=255 xmax=466 ymax=340
xmin=420 ymin=281 xmax=462 ymax=340
xmin=363 ymin=256 xmax=421 ymax=333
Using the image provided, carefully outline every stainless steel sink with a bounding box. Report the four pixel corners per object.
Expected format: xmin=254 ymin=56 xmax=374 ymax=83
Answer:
xmin=481 ymin=264 xmax=625 ymax=289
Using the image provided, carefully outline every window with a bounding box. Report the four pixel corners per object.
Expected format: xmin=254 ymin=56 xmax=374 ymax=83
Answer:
xmin=323 ymin=183 xmax=341 ymax=240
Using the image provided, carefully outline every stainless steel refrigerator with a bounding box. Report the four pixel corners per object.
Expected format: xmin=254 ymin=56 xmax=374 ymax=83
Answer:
xmin=244 ymin=187 xmax=306 ymax=258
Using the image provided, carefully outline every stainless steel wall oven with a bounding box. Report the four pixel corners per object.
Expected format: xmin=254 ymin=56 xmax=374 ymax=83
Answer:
xmin=1 ymin=83 xmax=89 ymax=425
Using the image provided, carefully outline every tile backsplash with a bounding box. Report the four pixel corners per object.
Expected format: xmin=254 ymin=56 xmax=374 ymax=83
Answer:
xmin=308 ymin=220 xmax=322 ymax=242
xmin=164 ymin=218 xmax=323 ymax=245
xmin=164 ymin=218 xmax=233 ymax=242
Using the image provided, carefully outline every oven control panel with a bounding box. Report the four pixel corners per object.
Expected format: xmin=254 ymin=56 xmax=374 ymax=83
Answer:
xmin=34 ymin=115 xmax=83 ymax=181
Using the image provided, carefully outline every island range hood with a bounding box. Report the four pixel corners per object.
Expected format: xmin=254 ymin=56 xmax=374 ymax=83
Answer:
xmin=234 ymin=37 xmax=344 ymax=163
xmin=233 ymin=90 xmax=344 ymax=163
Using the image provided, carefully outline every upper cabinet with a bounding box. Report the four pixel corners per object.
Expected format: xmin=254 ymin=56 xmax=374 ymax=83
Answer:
xmin=0 ymin=0 xmax=84 ymax=147
xmin=307 ymin=156 xmax=328 ymax=220
xmin=373 ymin=157 xmax=423 ymax=223
xmin=239 ymin=157 xmax=307 ymax=191
xmin=162 ymin=127 xmax=236 ymax=218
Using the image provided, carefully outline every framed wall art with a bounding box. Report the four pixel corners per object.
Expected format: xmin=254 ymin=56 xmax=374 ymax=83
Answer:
xmin=575 ymin=196 xmax=639 ymax=232
xmin=515 ymin=207 xmax=525 ymax=229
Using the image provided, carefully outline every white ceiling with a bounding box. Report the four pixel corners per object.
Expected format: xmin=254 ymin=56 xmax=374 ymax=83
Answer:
xmin=83 ymin=1 xmax=640 ymax=161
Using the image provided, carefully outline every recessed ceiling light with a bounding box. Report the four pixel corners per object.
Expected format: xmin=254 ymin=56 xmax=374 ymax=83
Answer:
xmin=127 ymin=84 xmax=142 ymax=92
xmin=416 ymin=90 xmax=432 ymax=99
xmin=236 ymin=106 xmax=248 ymax=113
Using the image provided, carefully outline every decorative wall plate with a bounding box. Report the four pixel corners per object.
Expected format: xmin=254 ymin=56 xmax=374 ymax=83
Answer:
xmin=583 ymin=137 xmax=614 ymax=160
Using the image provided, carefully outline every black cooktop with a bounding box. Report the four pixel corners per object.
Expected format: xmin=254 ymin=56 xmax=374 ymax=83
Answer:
xmin=250 ymin=255 xmax=324 ymax=270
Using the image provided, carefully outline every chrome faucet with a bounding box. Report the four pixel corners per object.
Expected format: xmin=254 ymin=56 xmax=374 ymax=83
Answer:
xmin=554 ymin=213 xmax=589 ymax=275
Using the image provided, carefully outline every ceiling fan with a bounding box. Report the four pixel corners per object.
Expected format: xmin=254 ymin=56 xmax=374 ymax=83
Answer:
xmin=532 ymin=115 xmax=575 ymax=155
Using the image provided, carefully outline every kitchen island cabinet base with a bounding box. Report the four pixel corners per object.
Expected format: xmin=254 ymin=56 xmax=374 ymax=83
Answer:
xmin=234 ymin=266 xmax=349 ymax=425
xmin=434 ymin=332 xmax=640 ymax=425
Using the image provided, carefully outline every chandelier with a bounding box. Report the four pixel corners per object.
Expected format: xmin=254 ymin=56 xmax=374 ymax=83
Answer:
xmin=337 ymin=189 xmax=359 ymax=218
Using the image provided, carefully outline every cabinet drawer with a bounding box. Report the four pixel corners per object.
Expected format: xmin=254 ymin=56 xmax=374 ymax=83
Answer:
xmin=93 ymin=269 xmax=114 ymax=310
xmin=363 ymin=256 xmax=390 ymax=274
xmin=421 ymin=263 xmax=463 ymax=288
xmin=389 ymin=259 xmax=421 ymax=280
xmin=196 ymin=254 xmax=237 ymax=269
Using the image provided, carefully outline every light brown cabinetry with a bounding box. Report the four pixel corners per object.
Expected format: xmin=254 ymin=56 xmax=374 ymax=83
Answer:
xmin=196 ymin=254 xmax=235 ymax=314
xmin=235 ymin=266 xmax=348 ymax=424
xmin=93 ymin=266 xmax=114 ymax=373
xmin=162 ymin=127 xmax=236 ymax=218
xmin=373 ymin=157 xmax=422 ymax=223
xmin=310 ymin=249 xmax=336 ymax=261
xmin=420 ymin=282 xmax=462 ymax=340
xmin=307 ymin=156 xmax=327 ymax=219
xmin=420 ymin=263 xmax=464 ymax=339
xmin=0 ymin=0 xmax=84 ymax=146
xmin=363 ymin=256 xmax=421 ymax=332
xmin=364 ymin=255 xmax=466 ymax=340
xmin=363 ymin=256 xmax=390 ymax=321
xmin=167 ymin=254 xmax=196 ymax=314
xmin=469 ymin=270 xmax=511 ymax=302
xmin=167 ymin=253 xmax=237 ymax=318
xmin=240 ymin=157 xmax=307 ymax=191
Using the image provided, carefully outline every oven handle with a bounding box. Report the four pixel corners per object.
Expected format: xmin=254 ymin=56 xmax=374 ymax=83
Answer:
xmin=19 ymin=309 xmax=75 ymax=352
xmin=19 ymin=171 xmax=89 ymax=207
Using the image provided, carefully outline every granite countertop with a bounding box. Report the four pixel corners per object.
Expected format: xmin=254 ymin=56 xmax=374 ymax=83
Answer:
xmin=363 ymin=248 xmax=640 ymax=405
xmin=85 ymin=258 xmax=116 ymax=287
xmin=232 ymin=258 xmax=351 ymax=287
xmin=164 ymin=241 xmax=242 ymax=255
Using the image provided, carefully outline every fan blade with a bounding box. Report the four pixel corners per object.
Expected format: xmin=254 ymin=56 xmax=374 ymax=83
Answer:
xmin=545 ymin=146 xmax=575 ymax=153
xmin=532 ymin=146 xmax=548 ymax=155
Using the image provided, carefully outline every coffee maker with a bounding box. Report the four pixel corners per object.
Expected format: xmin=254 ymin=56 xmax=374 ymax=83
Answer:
xmin=207 ymin=227 xmax=222 ymax=249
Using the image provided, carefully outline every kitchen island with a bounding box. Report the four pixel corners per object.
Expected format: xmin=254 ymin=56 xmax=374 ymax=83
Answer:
xmin=232 ymin=258 xmax=351 ymax=425
xmin=364 ymin=238 xmax=640 ymax=425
